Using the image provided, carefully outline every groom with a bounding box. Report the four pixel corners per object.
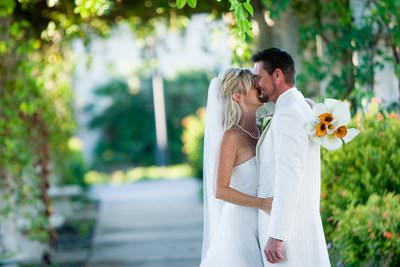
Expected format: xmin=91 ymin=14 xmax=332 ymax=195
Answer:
xmin=253 ymin=48 xmax=330 ymax=266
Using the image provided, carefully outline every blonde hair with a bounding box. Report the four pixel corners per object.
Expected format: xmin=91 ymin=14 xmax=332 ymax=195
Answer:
xmin=220 ymin=68 xmax=255 ymax=129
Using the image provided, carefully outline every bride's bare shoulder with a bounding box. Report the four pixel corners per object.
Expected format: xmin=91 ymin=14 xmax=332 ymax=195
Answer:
xmin=222 ymin=127 xmax=242 ymax=144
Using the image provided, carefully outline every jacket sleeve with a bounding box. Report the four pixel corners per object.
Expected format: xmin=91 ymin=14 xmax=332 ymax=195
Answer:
xmin=268 ymin=112 xmax=308 ymax=240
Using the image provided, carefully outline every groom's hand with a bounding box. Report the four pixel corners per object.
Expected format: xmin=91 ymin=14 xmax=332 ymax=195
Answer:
xmin=264 ymin=237 xmax=284 ymax=264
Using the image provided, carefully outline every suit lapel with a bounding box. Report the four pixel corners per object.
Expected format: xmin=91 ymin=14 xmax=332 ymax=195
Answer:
xmin=256 ymin=119 xmax=273 ymax=165
xmin=255 ymin=88 xmax=298 ymax=165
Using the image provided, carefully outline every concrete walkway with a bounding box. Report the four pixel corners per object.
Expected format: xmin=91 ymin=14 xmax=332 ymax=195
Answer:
xmin=87 ymin=179 xmax=203 ymax=267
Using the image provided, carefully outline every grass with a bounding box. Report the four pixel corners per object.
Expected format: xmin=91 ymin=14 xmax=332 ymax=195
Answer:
xmin=0 ymin=252 xmax=18 ymax=262
xmin=84 ymin=163 xmax=195 ymax=185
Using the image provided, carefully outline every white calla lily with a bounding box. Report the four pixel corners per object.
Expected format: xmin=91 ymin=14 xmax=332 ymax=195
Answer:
xmin=314 ymin=99 xmax=351 ymax=125
xmin=304 ymin=121 xmax=323 ymax=145
xmin=310 ymin=134 xmax=322 ymax=145
xmin=313 ymin=103 xmax=328 ymax=118
xmin=343 ymin=128 xmax=360 ymax=143
xmin=305 ymin=121 xmax=317 ymax=135
xmin=329 ymin=100 xmax=351 ymax=125
xmin=324 ymin=98 xmax=341 ymax=109
xmin=322 ymin=134 xmax=343 ymax=151
xmin=325 ymin=120 xmax=339 ymax=135
xmin=306 ymin=98 xmax=360 ymax=151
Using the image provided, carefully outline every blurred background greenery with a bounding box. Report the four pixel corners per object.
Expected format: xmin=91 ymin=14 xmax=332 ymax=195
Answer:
xmin=1 ymin=0 xmax=399 ymax=266
xmin=85 ymin=71 xmax=210 ymax=170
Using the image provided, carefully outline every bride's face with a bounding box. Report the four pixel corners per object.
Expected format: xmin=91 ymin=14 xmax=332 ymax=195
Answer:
xmin=241 ymin=86 xmax=263 ymax=108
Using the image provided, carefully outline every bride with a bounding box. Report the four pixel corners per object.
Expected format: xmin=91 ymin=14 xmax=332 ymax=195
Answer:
xmin=200 ymin=68 xmax=273 ymax=267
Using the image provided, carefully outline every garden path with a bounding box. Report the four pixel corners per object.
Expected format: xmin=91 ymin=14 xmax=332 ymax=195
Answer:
xmin=87 ymin=179 xmax=203 ymax=267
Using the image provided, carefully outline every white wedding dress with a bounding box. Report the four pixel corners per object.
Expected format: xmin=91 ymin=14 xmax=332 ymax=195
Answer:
xmin=200 ymin=156 xmax=264 ymax=267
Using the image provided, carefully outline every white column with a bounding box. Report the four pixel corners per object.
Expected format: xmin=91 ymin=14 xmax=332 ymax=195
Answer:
xmin=152 ymin=72 xmax=168 ymax=166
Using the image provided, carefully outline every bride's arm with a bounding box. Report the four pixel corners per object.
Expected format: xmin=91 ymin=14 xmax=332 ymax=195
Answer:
xmin=215 ymin=131 xmax=272 ymax=214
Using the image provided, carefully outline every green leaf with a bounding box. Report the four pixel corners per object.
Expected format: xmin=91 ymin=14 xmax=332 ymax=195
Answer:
xmin=230 ymin=0 xmax=240 ymax=11
xmin=187 ymin=0 xmax=197 ymax=8
xmin=0 ymin=0 xmax=15 ymax=16
xmin=0 ymin=41 xmax=7 ymax=55
xmin=231 ymin=3 xmax=253 ymax=40
xmin=20 ymin=101 xmax=36 ymax=115
xmin=176 ymin=0 xmax=186 ymax=9
xmin=243 ymin=1 xmax=254 ymax=16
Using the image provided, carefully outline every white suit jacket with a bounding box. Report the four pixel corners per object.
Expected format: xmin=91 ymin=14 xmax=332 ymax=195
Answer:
xmin=256 ymin=88 xmax=330 ymax=267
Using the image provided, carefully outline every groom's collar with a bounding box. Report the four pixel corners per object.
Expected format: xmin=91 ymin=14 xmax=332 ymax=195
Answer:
xmin=275 ymin=87 xmax=297 ymax=107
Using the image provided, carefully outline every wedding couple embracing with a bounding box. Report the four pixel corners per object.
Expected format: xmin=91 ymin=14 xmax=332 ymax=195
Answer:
xmin=199 ymin=48 xmax=331 ymax=267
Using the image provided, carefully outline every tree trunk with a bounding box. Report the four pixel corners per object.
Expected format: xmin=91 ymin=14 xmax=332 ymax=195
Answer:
xmin=253 ymin=0 xmax=273 ymax=50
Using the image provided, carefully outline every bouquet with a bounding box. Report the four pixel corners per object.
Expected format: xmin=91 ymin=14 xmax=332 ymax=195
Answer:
xmin=257 ymin=102 xmax=275 ymax=132
xmin=305 ymin=98 xmax=360 ymax=151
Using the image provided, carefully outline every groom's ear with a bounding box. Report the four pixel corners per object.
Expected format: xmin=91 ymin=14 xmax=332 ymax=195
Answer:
xmin=274 ymin=68 xmax=284 ymax=83
xmin=274 ymin=68 xmax=281 ymax=78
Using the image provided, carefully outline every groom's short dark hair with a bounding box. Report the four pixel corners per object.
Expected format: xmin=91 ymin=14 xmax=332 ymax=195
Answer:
xmin=252 ymin=48 xmax=295 ymax=85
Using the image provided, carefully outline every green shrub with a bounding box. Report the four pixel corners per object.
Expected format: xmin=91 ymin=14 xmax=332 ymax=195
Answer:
xmin=182 ymin=108 xmax=205 ymax=179
xmin=321 ymin=113 xmax=400 ymax=238
xmin=164 ymin=71 xmax=211 ymax=164
xmin=57 ymin=137 xmax=88 ymax=188
xmin=321 ymin=112 xmax=400 ymax=264
xmin=87 ymin=79 xmax=156 ymax=169
xmin=333 ymin=193 xmax=400 ymax=266
xmin=87 ymin=71 xmax=211 ymax=170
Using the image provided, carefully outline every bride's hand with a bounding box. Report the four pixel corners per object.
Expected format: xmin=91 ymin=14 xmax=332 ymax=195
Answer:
xmin=261 ymin=197 xmax=273 ymax=214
